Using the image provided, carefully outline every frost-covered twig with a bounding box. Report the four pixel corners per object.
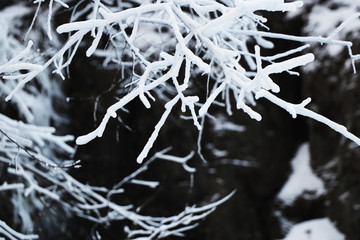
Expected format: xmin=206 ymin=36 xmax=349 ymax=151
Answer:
xmin=0 ymin=220 xmax=38 ymax=240
xmin=4 ymin=0 xmax=358 ymax=163
xmin=0 ymin=142 xmax=233 ymax=239
xmin=48 ymin=0 xmax=360 ymax=162
xmin=1 ymin=1 xmax=360 ymax=238
xmin=0 ymin=183 xmax=24 ymax=192
xmin=0 ymin=102 xmax=230 ymax=239
xmin=0 ymin=113 xmax=74 ymax=161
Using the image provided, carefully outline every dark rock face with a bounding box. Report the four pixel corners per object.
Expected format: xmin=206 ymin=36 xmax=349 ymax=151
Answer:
xmin=302 ymin=30 xmax=360 ymax=240
xmin=277 ymin=1 xmax=360 ymax=239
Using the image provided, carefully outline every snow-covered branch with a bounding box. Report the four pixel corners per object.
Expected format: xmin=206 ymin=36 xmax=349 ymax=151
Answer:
xmin=0 ymin=220 xmax=38 ymax=240
xmin=50 ymin=0 xmax=360 ymax=163
xmin=1 ymin=0 xmax=360 ymax=238
xmin=2 ymin=0 xmax=359 ymax=164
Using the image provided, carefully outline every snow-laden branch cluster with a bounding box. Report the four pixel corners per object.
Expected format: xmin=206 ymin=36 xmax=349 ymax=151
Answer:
xmin=2 ymin=1 xmax=360 ymax=164
xmin=0 ymin=134 xmax=233 ymax=239
xmin=0 ymin=113 xmax=76 ymax=239
xmin=0 ymin=219 xmax=38 ymax=240
xmin=0 ymin=113 xmax=74 ymax=166
xmin=0 ymin=101 xmax=231 ymax=238
xmin=0 ymin=97 xmax=231 ymax=239
xmin=1 ymin=1 xmax=238 ymax=238
xmin=6 ymin=0 xmax=355 ymax=164
xmin=1 ymin=0 xmax=360 ymax=238
xmin=0 ymin=2 xmax=66 ymax=124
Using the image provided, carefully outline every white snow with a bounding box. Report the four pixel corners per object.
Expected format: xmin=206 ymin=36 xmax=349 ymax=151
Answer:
xmin=212 ymin=148 xmax=228 ymax=157
xmin=301 ymin=1 xmax=360 ymax=58
xmin=287 ymin=0 xmax=360 ymax=68
xmin=211 ymin=115 xmax=246 ymax=134
xmin=284 ymin=218 xmax=345 ymax=240
xmin=133 ymin=22 xmax=172 ymax=51
xmin=277 ymin=143 xmax=325 ymax=205
xmin=305 ymin=1 xmax=360 ymax=37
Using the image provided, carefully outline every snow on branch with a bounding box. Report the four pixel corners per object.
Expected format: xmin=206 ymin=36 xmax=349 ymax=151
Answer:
xmin=2 ymin=0 xmax=360 ymax=239
xmin=50 ymin=0 xmax=360 ymax=164
xmin=0 ymin=110 xmax=231 ymax=240
xmin=0 ymin=114 xmax=76 ymax=239
xmin=1 ymin=143 xmax=233 ymax=239
xmin=0 ymin=220 xmax=38 ymax=240
xmin=2 ymin=0 xmax=360 ymax=165
xmin=0 ymin=113 xmax=74 ymax=158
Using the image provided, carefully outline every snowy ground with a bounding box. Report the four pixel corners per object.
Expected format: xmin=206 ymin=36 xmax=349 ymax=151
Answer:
xmin=284 ymin=218 xmax=345 ymax=240
xmin=277 ymin=143 xmax=325 ymax=205
xmin=277 ymin=144 xmax=345 ymax=240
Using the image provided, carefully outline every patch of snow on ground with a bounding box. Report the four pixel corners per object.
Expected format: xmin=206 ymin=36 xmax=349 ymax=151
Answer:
xmin=284 ymin=218 xmax=345 ymax=240
xmin=277 ymin=143 xmax=325 ymax=205
xmin=288 ymin=1 xmax=360 ymax=62
xmin=305 ymin=4 xmax=357 ymax=36
xmin=305 ymin=1 xmax=360 ymax=57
